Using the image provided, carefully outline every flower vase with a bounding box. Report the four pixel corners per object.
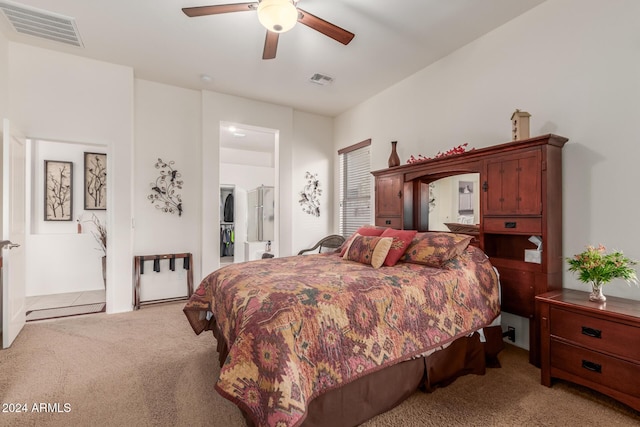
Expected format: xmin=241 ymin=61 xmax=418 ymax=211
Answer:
xmin=102 ymin=256 xmax=107 ymax=288
xmin=388 ymin=141 xmax=400 ymax=167
xmin=589 ymin=282 xmax=606 ymax=302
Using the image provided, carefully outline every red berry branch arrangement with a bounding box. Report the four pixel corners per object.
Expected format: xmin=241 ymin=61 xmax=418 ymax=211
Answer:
xmin=407 ymin=143 xmax=474 ymax=164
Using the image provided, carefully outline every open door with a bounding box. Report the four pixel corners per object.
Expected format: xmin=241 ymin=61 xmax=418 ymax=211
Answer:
xmin=2 ymin=118 xmax=27 ymax=349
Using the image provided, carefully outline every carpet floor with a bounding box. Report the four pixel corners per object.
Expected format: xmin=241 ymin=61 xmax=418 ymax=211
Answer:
xmin=1 ymin=302 xmax=639 ymax=426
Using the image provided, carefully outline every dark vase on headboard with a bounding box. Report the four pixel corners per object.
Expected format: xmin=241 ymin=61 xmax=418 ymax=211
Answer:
xmin=388 ymin=141 xmax=400 ymax=167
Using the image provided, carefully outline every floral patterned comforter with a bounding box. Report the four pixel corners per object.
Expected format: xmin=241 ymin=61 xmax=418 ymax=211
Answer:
xmin=183 ymin=246 xmax=500 ymax=427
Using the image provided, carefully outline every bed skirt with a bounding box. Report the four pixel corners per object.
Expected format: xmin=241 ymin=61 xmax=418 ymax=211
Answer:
xmin=207 ymin=317 xmax=504 ymax=427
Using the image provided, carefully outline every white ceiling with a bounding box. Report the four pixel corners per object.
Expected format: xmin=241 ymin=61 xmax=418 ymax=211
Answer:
xmin=0 ymin=0 xmax=545 ymax=118
xmin=220 ymin=122 xmax=275 ymax=153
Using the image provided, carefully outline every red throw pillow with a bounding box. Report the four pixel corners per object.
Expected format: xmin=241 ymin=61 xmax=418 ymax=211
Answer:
xmin=339 ymin=226 xmax=387 ymax=257
xmin=380 ymin=228 xmax=418 ymax=266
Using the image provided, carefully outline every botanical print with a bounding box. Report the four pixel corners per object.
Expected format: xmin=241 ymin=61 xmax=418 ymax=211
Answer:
xmin=84 ymin=152 xmax=107 ymax=210
xmin=45 ymin=160 xmax=73 ymax=221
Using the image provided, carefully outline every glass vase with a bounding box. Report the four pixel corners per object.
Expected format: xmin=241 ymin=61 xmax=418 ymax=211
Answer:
xmin=589 ymin=282 xmax=606 ymax=302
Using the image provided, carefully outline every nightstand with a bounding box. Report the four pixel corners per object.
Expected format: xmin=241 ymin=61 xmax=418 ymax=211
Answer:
xmin=536 ymin=289 xmax=640 ymax=411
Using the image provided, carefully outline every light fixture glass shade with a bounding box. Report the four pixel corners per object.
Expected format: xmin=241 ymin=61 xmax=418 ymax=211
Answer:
xmin=257 ymin=0 xmax=298 ymax=33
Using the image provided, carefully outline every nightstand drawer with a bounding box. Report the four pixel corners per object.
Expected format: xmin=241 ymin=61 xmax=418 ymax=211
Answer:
xmin=551 ymin=340 xmax=640 ymax=397
xmin=550 ymin=307 xmax=640 ymax=360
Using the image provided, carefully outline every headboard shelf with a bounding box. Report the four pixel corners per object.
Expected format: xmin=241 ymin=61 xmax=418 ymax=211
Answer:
xmin=373 ymin=133 xmax=567 ymax=366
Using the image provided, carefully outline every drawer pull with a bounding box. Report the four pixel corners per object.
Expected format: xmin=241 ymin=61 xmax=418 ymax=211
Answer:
xmin=385 ymin=220 xmax=391 ymax=225
xmin=581 ymin=326 xmax=602 ymax=339
xmin=504 ymin=222 xmax=516 ymax=228
xmin=581 ymin=360 xmax=602 ymax=373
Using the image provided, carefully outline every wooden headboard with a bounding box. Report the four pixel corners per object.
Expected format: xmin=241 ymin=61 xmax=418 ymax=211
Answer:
xmin=372 ymin=134 xmax=568 ymax=366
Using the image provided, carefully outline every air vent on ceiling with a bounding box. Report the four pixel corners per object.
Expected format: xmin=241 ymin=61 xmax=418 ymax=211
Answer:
xmin=0 ymin=0 xmax=83 ymax=47
xmin=309 ymin=73 xmax=334 ymax=86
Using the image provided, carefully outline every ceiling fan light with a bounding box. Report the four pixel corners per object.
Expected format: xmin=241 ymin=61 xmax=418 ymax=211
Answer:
xmin=257 ymin=0 xmax=298 ymax=33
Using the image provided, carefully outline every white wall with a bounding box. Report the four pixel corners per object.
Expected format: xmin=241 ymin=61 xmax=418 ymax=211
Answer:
xmin=221 ymin=146 xmax=274 ymax=168
xmin=133 ymin=79 xmax=202 ymax=302
xmin=8 ymin=43 xmax=134 ymax=313
xmin=334 ymin=0 xmax=640 ymax=349
xmin=293 ymin=111 xmax=334 ymax=253
xmin=220 ymin=161 xmax=275 ymax=188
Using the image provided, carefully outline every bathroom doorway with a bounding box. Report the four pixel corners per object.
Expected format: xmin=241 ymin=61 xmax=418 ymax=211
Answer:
xmin=219 ymin=122 xmax=278 ymax=264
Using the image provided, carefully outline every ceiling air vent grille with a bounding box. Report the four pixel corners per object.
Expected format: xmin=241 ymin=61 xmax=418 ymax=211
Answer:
xmin=309 ymin=73 xmax=334 ymax=86
xmin=0 ymin=0 xmax=83 ymax=47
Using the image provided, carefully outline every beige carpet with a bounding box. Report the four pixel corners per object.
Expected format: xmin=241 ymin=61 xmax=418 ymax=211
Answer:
xmin=0 ymin=302 xmax=638 ymax=427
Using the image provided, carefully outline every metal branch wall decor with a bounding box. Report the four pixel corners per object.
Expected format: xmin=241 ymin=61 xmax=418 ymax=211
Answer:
xmin=147 ymin=158 xmax=183 ymax=216
xmin=298 ymin=171 xmax=321 ymax=217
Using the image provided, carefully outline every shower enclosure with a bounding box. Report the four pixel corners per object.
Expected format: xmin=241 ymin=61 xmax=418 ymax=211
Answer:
xmin=247 ymin=185 xmax=274 ymax=242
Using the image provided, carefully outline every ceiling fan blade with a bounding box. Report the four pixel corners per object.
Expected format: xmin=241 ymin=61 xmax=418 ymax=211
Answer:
xmin=263 ymin=31 xmax=279 ymax=60
xmin=182 ymin=3 xmax=258 ymax=17
xmin=297 ymin=8 xmax=354 ymax=45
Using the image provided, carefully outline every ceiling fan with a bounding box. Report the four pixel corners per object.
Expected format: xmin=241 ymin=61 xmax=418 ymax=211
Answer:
xmin=182 ymin=0 xmax=355 ymax=60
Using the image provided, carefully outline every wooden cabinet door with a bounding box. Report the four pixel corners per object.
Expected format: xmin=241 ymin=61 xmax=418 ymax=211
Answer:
xmin=516 ymin=152 xmax=541 ymax=214
xmin=375 ymin=174 xmax=403 ymax=217
xmin=484 ymin=150 xmax=541 ymax=215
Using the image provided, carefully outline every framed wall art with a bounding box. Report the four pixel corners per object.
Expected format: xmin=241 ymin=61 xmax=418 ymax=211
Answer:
xmin=84 ymin=152 xmax=107 ymax=210
xmin=45 ymin=160 xmax=73 ymax=221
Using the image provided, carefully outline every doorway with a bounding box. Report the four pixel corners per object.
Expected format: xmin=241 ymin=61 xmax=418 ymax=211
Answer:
xmin=24 ymin=139 xmax=107 ymax=321
xmin=219 ymin=122 xmax=278 ymax=264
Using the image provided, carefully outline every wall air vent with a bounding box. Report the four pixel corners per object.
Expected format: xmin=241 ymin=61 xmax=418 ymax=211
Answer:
xmin=0 ymin=0 xmax=83 ymax=47
xmin=309 ymin=73 xmax=334 ymax=86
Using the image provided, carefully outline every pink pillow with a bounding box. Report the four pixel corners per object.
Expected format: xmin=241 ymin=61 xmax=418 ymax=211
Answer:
xmin=339 ymin=226 xmax=387 ymax=257
xmin=343 ymin=234 xmax=393 ymax=269
xmin=380 ymin=229 xmax=418 ymax=266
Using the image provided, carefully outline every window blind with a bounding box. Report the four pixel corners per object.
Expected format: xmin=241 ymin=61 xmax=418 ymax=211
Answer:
xmin=339 ymin=142 xmax=371 ymax=237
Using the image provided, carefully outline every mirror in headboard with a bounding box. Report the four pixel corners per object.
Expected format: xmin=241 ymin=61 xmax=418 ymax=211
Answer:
xmin=424 ymin=173 xmax=480 ymax=234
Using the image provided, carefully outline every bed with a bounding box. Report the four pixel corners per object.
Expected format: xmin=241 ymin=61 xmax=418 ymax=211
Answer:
xmin=184 ymin=231 xmax=502 ymax=427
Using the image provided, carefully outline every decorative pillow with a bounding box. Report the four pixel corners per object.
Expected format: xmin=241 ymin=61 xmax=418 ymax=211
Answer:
xmin=339 ymin=225 xmax=387 ymax=257
xmin=400 ymin=232 xmax=473 ymax=267
xmin=344 ymin=234 xmax=393 ymax=269
xmin=380 ymin=228 xmax=418 ymax=266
